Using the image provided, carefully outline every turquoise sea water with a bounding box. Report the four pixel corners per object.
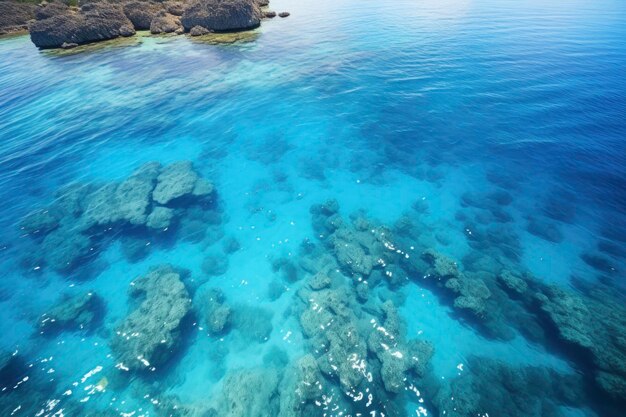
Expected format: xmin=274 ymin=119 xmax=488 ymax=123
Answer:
xmin=1 ymin=0 xmax=626 ymax=416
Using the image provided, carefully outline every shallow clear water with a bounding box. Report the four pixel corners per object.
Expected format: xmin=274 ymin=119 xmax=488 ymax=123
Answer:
xmin=1 ymin=0 xmax=625 ymax=416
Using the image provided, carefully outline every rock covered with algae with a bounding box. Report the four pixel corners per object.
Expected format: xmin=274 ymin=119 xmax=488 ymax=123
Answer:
xmin=18 ymin=160 xmax=216 ymax=273
xmin=367 ymin=300 xmax=434 ymax=393
xmin=298 ymin=285 xmax=368 ymax=392
xmin=534 ymin=284 xmax=626 ymax=401
xmin=152 ymin=161 xmax=213 ymax=205
xmin=39 ymin=291 xmax=102 ymax=334
xmin=111 ymin=264 xmax=191 ymax=371
xmin=204 ymin=288 xmax=231 ymax=335
xmin=213 ymin=368 xmax=280 ymax=417
xmin=497 ymin=269 xmax=528 ymax=294
xmin=433 ymin=356 xmax=585 ymax=417
xmin=279 ymin=354 xmax=325 ymax=416
xmin=421 ymin=249 xmax=491 ymax=317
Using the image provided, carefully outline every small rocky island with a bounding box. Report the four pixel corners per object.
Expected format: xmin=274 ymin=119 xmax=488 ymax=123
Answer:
xmin=0 ymin=0 xmax=289 ymax=49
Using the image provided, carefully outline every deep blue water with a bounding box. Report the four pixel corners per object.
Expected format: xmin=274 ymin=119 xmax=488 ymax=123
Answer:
xmin=1 ymin=0 xmax=625 ymax=416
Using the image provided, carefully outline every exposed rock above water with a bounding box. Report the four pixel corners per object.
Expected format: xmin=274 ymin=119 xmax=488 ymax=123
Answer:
xmin=30 ymin=2 xmax=135 ymax=49
xmin=0 ymin=1 xmax=36 ymax=35
xmin=27 ymin=0 xmax=274 ymax=49
xmin=180 ymin=0 xmax=261 ymax=32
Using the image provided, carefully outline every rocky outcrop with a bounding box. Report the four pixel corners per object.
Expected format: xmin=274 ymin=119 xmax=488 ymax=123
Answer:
xmin=153 ymin=161 xmax=212 ymax=205
xmin=39 ymin=291 xmax=102 ymax=334
xmin=27 ymin=0 xmax=275 ymax=48
xmin=422 ymin=249 xmax=491 ymax=317
xmin=189 ymin=24 xmax=210 ymax=36
xmin=29 ymin=2 xmax=135 ymax=49
xmin=434 ymin=357 xmax=585 ymax=417
xmin=181 ymin=0 xmax=261 ymax=32
xmin=150 ymin=11 xmax=183 ymax=34
xmin=35 ymin=2 xmax=70 ymax=21
xmin=123 ymin=0 xmax=162 ymax=30
xmin=535 ymin=286 xmax=626 ymax=401
xmin=367 ymin=301 xmax=434 ymax=393
xmin=204 ymin=288 xmax=231 ymax=335
xmin=19 ymin=160 xmax=215 ymax=273
xmin=0 ymin=1 xmax=36 ymax=35
xmin=111 ymin=265 xmax=191 ymax=371
xmin=214 ymin=368 xmax=280 ymax=417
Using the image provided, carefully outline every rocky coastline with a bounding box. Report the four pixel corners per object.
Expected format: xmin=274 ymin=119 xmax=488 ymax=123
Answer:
xmin=0 ymin=0 xmax=290 ymax=49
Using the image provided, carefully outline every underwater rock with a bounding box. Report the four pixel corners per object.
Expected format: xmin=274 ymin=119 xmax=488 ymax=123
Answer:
xmin=279 ymin=354 xmax=324 ymax=416
xmin=181 ymin=0 xmax=261 ymax=32
xmin=41 ymin=228 xmax=92 ymax=271
xmin=580 ymin=252 xmax=616 ymax=274
xmin=19 ymin=209 xmax=60 ymax=236
xmin=83 ymin=162 xmax=160 ymax=227
xmin=355 ymin=281 xmax=369 ymax=302
xmin=419 ymin=249 xmax=492 ymax=318
xmin=53 ymin=183 xmax=91 ymax=218
xmin=527 ymin=217 xmax=563 ymax=243
xmin=272 ymin=257 xmax=300 ymax=283
xmin=82 ymin=183 xmax=120 ymax=226
xmin=367 ymin=301 xmax=434 ymax=393
xmin=202 ymin=253 xmax=229 ymax=276
xmin=0 ymin=1 xmax=35 ymax=35
xmin=421 ymin=249 xmax=460 ymax=279
xmin=222 ymin=236 xmax=241 ymax=253
xmin=150 ymin=11 xmax=182 ymax=34
xmin=232 ymin=304 xmax=273 ymax=343
xmin=535 ymin=287 xmax=594 ymax=349
xmin=111 ymin=264 xmax=191 ymax=371
xmin=204 ymin=288 xmax=231 ymax=335
xmin=447 ymin=277 xmax=491 ymax=317
xmin=146 ymin=206 xmax=175 ymax=229
xmin=331 ymin=228 xmax=375 ymax=276
xmin=299 ymin=287 xmax=367 ymax=391
xmin=39 ymin=291 xmax=101 ymax=334
xmin=434 ymin=356 xmax=585 ymax=417
xmin=214 ymin=368 xmax=279 ymax=417
xmin=153 ymin=161 xmax=212 ymax=205
xmin=21 ymin=160 xmax=217 ymax=272
xmin=307 ymin=272 xmax=331 ymax=290
xmin=497 ymin=269 xmax=528 ymax=295
xmin=120 ymin=235 xmax=151 ymax=262
xmin=534 ymin=284 xmax=626 ymax=401
xmin=315 ymin=210 xmax=394 ymax=280
xmin=29 ymin=2 xmax=135 ymax=49
xmin=114 ymin=161 xmax=161 ymax=225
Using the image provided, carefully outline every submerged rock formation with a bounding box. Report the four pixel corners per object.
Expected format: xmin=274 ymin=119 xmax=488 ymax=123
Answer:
xmin=434 ymin=356 xmax=585 ymax=417
xmin=39 ymin=291 xmax=102 ymax=334
xmin=18 ymin=160 xmax=216 ymax=273
xmin=111 ymin=264 xmax=191 ymax=371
